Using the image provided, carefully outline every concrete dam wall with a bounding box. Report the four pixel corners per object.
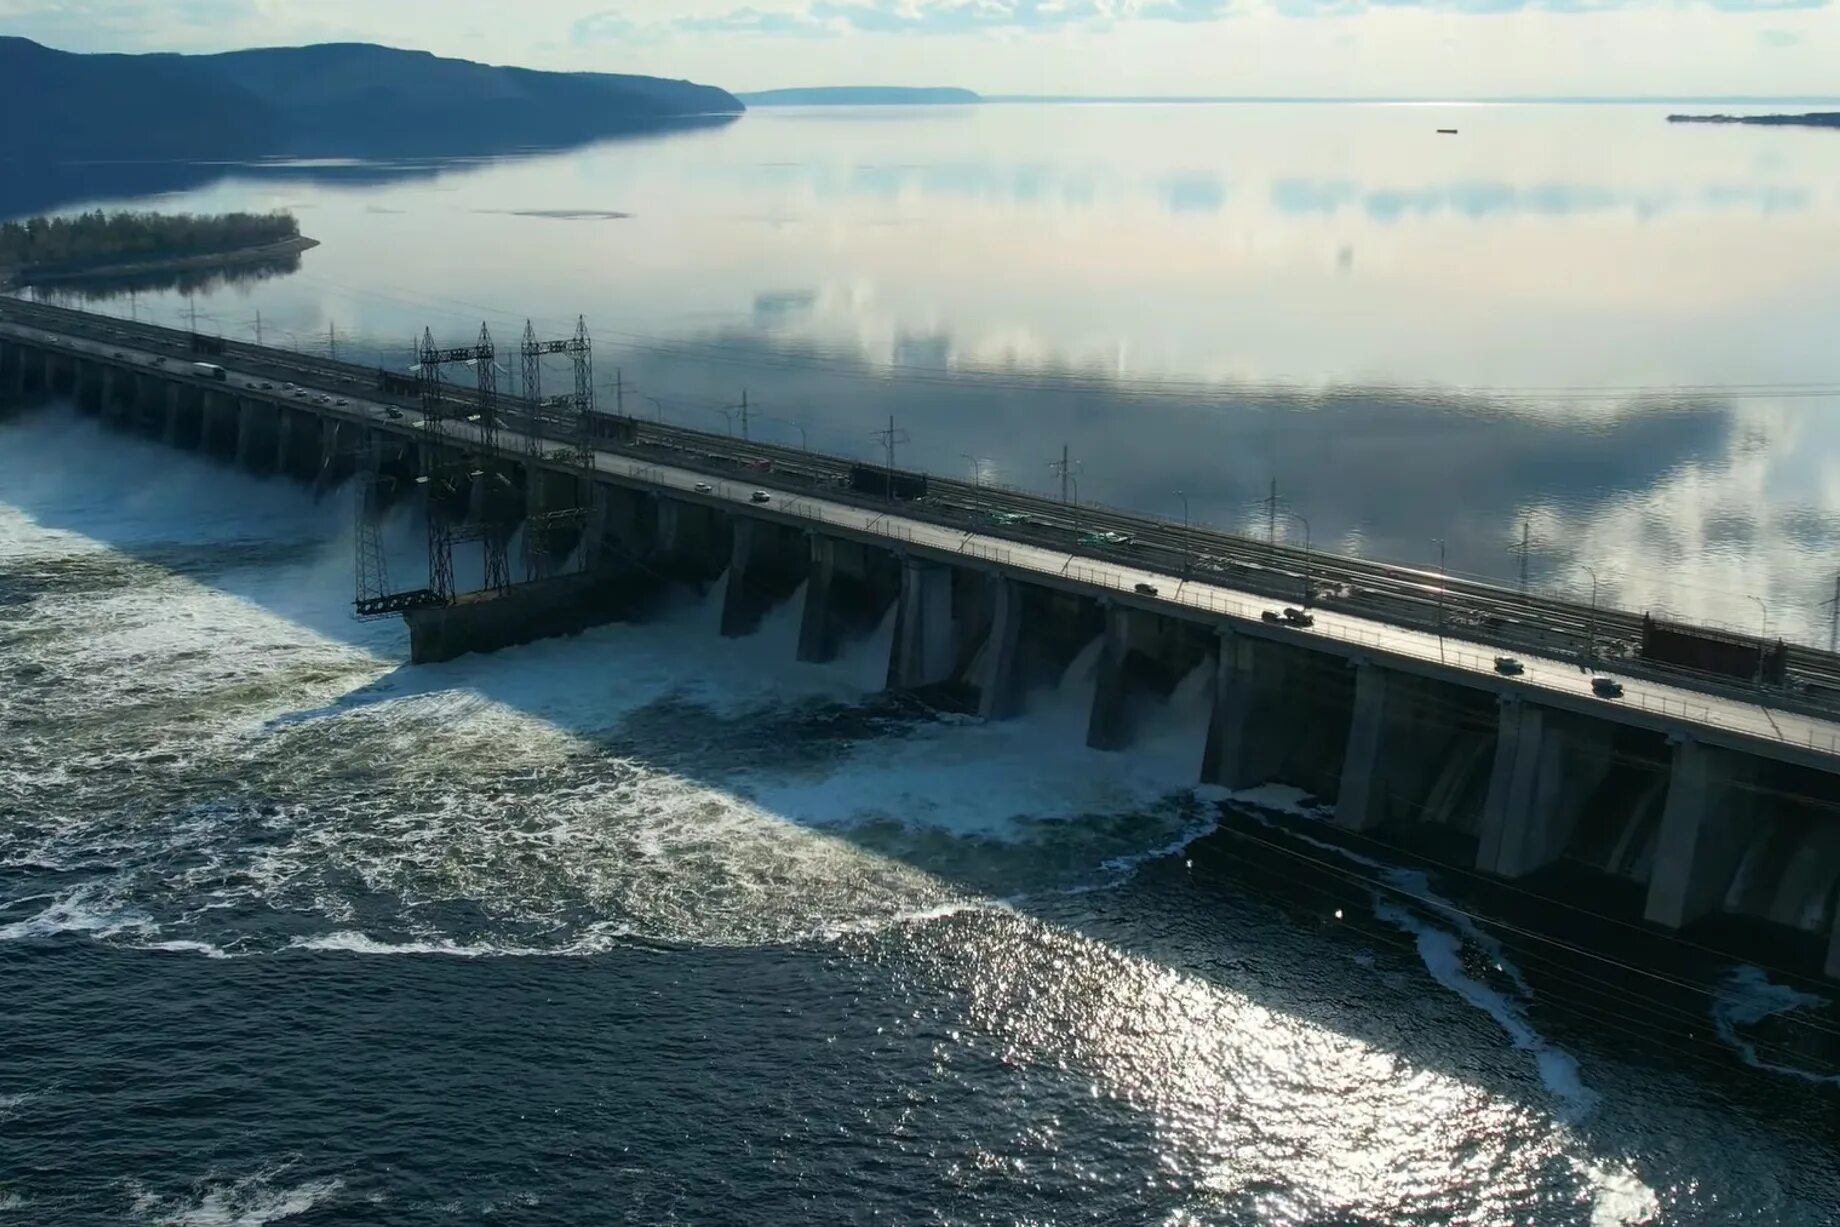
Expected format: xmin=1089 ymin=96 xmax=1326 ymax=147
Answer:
xmin=5 ymin=330 xmax=1840 ymax=985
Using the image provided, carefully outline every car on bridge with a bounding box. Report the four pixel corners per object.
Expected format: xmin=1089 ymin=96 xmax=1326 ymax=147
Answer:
xmin=1079 ymin=530 xmax=1133 ymax=547
xmin=1494 ymin=656 xmax=1525 ymax=676
xmin=1591 ymin=677 xmax=1625 ymax=699
xmin=1134 ymin=582 xmax=1159 ymax=597
xmin=694 ymin=482 xmax=713 ymax=494
xmin=751 ymin=490 xmax=772 ymax=504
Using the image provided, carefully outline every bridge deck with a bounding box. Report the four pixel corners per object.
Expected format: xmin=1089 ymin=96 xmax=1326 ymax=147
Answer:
xmin=6 ymin=306 xmax=1840 ymax=771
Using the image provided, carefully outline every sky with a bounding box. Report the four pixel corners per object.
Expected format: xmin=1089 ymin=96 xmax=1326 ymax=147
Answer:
xmin=0 ymin=0 xmax=1836 ymax=98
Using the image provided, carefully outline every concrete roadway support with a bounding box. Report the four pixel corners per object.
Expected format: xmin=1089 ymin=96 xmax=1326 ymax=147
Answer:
xmin=797 ymin=535 xmax=841 ymax=663
xmin=74 ymin=360 xmax=102 ymax=415
xmin=1331 ymin=665 xmax=1478 ymax=833
xmin=654 ymin=497 xmax=732 ymax=584
xmin=599 ymin=485 xmax=655 ymax=561
xmin=1203 ymin=630 xmax=1300 ymax=790
xmin=204 ymin=392 xmax=237 ymax=458
xmin=234 ymin=398 xmax=264 ymax=471
xmin=1086 ymin=604 xmax=1137 ymax=751
xmin=887 ymin=559 xmax=957 ymax=690
xmin=160 ymin=384 xmax=182 ymax=447
xmin=21 ymin=346 xmax=49 ymax=397
xmin=1334 ymin=663 xmax=1399 ymax=832
xmin=0 ymin=342 xmax=24 ymax=404
xmin=273 ymin=407 xmax=297 ymax=477
xmin=720 ymin=517 xmax=810 ymax=639
xmin=798 ymin=536 xmax=902 ymax=665
xmin=99 ymin=366 xmax=123 ymax=423
xmin=977 ymin=576 xmax=1025 ymax=721
xmin=48 ymin=354 xmax=74 ymax=397
xmin=0 ymin=342 xmax=21 ymax=403
xmin=316 ymin=420 xmax=348 ymax=488
xmin=1643 ymin=738 xmax=1757 ymax=930
xmin=1476 ymin=700 xmax=1614 ymax=879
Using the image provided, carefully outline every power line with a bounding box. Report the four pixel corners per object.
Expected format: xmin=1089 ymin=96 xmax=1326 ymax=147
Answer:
xmin=283 ymin=270 xmax=1840 ymax=406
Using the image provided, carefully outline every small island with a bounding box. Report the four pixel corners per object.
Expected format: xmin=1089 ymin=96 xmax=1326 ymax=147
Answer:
xmin=0 ymin=209 xmax=317 ymax=290
xmin=1667 ymin=112 xmax=1840 ymax=130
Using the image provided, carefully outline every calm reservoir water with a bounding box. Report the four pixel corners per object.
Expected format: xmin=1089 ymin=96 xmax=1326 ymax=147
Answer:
xmin=3 ymin=104 xmax=1840 ymax=1224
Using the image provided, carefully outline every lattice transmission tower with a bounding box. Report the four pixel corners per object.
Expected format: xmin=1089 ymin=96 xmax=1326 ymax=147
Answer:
xmin=415 ymin=323 xmax=514 ymax=599
xmin=518 ymin=316 xmax=596 ymax=580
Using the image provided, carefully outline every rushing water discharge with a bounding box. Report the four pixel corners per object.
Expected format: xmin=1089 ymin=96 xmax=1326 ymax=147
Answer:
xmin=4 ymin=103 xmax=1840 ymax=1223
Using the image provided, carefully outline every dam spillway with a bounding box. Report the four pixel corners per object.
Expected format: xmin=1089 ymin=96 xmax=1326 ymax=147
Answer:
xmin=5 ymin=297 xmax=1840 ymax=984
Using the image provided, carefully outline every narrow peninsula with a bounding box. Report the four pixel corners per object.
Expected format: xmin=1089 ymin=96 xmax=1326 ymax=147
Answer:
xmin=0 ymin=210 xmax=317 ymax=291
xmin=739 ymin=87 xmax=981 ymax=107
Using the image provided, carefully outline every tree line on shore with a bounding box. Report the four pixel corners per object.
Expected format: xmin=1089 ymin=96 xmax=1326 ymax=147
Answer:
xmin=0 ymin=209 xmax=300 ymax=276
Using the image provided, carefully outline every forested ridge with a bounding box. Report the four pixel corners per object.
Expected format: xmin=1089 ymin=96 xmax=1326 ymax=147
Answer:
xmin=0 ymin=210 xmax=300 ymax=276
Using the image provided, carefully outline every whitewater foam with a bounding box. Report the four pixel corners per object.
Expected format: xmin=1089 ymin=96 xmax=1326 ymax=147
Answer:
xmin=129 ymin=1171 xmax=344 ymax=1226
xmin=1227 ymin=785 xmax=1600 ymax=1116
xmin=1710 ymin=965 xmax=1840 ymax=1086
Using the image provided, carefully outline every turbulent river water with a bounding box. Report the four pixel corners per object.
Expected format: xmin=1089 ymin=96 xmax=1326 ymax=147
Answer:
xmin=3 ymin=405 xmax=1839 ymax=1224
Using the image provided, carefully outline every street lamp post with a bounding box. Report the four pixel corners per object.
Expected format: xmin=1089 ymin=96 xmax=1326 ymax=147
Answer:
xmin=642 ymin=396 xmax=665 ymax=423
xmin=963 ymin=454 xmax=987 ymax=519
xmin=1292 ymin=513 xmax=1312 ymax=606
xmin=1748 ymin=594 xmax=1769 ymax=686
xmin=1432 ymin=538 xmax=1448 ymax=635
xmin=1582 ymin=565 xmax=1600 ymax=662
xmin=1176 ymin=490 xmax=1191 ymax=578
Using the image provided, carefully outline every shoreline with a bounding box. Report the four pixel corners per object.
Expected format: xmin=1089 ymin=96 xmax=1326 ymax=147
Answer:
xmin=0 ymin=234 xmax=319 ymax=291
xmin=1667 ymin=111 xmax=1840 ymax=130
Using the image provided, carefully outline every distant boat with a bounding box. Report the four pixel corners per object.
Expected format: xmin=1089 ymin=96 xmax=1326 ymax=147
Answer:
xmin=1437 ymin=128 xmax=1458 ymax=135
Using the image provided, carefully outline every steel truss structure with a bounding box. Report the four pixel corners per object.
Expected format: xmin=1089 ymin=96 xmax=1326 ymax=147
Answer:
xmin=518 ymin=317 xmax=596 ymax=580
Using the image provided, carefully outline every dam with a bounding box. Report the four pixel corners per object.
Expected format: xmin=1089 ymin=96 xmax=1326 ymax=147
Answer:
xmin=5 ymin=296 xmax=1839 ymax=982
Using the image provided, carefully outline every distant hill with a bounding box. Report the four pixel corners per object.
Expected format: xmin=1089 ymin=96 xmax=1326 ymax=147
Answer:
xmin=740 ymin=87 xmax=981 ymax=107
xmin=1667 ymin=111 xmax=1840 ymax=130
xmin=0 ymin=37 xmax=743 ymax=161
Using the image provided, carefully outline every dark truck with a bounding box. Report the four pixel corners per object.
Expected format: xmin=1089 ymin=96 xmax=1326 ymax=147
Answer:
xmin=1639 ymin=614 xmax=1786 ymax=684
xmin=849 ymin=463 xmax=928 ymax=502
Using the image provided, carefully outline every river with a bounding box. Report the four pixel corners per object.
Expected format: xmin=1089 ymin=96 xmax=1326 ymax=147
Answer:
xmin=2 ymin=102 xmax=1839 ymax=1223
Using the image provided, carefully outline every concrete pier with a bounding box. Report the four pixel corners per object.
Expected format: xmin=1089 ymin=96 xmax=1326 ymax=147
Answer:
xmin=720 ymin=517 xmax=809 ymax=638
xmin=888 ymin=559 xmax=957 ymax=689
xmin=1204 ymin=630 xmax=1295 ymax=789
xmin=654 ymin=497 xmax=730 ymax=582
xmin=1335 ymin=663 xmax=1400 ymax=831
xmin=796 ymin=536 xmax=903 ymax=665
xmin=976 ymin=577 xmax=1025 ymax=720
xmin=1477 ymin=700 xmax=1613 ymax=878
xmin=0 ymin=340 xmax=24 ymax=403
xmin=797 ymin=535 xmax=840 ymax=663
xmin=1644 ymin=738 xmax=1755 ymax=928
xmin=1085 ymin=605 xmax=1210 ymax=751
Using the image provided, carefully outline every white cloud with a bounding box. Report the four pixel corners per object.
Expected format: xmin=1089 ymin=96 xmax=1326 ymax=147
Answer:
xmin=1 ymin=0 xmax=1835 ymax=96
